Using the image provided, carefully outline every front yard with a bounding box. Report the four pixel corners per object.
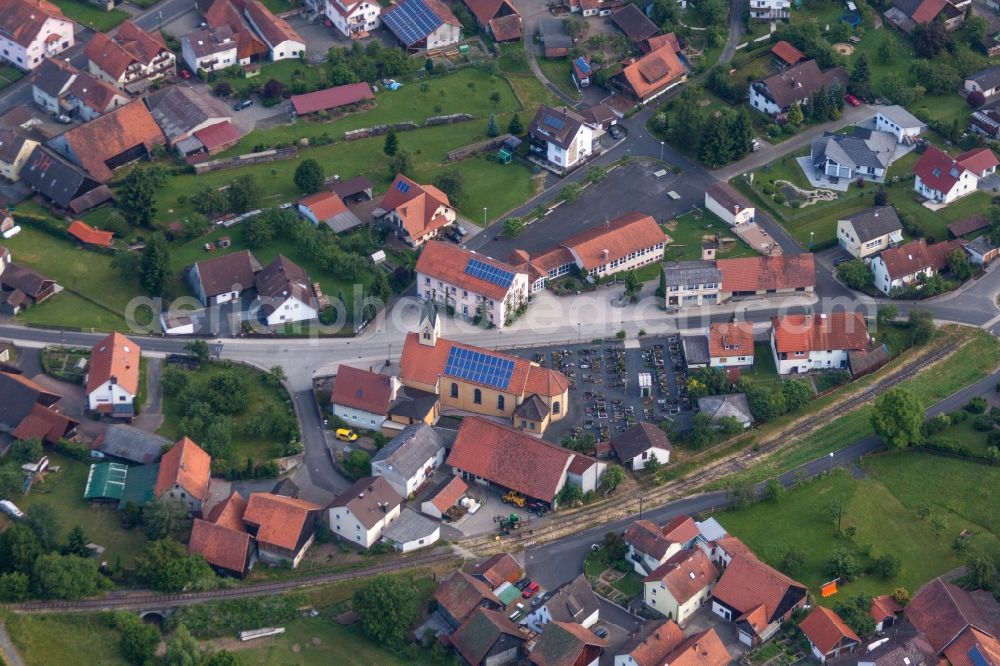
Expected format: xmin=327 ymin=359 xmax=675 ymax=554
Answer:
xmin=584 ymin=545 xmax=644 ymax=605
xmin=48 ymin=0 xmax=128 ymax=30
xmin=663 ymin=210 xmax=758 ymax=262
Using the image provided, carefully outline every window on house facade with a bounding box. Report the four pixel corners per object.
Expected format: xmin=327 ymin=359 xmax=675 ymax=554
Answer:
xmin=497 ymin=395 xmax=505 ymax=410
xmin=450 ymin=383 xmax=458 ymax=398
xmin=553 ymin=401 xmax=561 ymax=414
xmin=473 ymin=389 xmax=482 ymax=404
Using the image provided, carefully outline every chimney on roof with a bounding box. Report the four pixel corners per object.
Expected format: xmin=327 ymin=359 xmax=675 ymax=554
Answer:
xmin=602 ymin=249 xmax=609 ymax=262
xmin=820 ymin=313 xmax=827 ymax=319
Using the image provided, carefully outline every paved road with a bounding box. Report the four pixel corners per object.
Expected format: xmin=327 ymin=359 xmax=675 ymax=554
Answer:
xmin=0 ymin=621 xmax=24 ymax=666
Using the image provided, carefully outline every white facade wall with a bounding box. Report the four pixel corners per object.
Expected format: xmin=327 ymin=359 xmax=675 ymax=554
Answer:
xmin=914 ymin=171 xmax=977 ymax=204
xmin=870 ymin=255 xmax=934 ymax=295
xmin=332 ymin=403 xmax=385 ymax=430
xmin=705 ymin=194 xmax=754 ymax=226
xmin=0 ymin=17 xmax=74 ymax=71
xmin=709 ymin=354 xmax=753 ymax=368
xmin=581 ymin=241 xmax=666 ymax=278
xmin=417 ymin=270 xmax=528 ymax=327
xmin=770 ymin=331 xmax=851 ymax=374
xmin=161 ymin=482 xmax=204 ymax=514
xmin=257 ymin=295 xmax=317 ymax=326
xmin=665 ymin=283 xmax=721 ymax=307
xmin=328 ymin=503 xmax=401 ymax=548
xmin=749 ymin=85 xmax=782 ymax=115
xmin=87 ymin=379 xmax=135 ymax=412
xmin=965 ymin=78 xmax=1000 ymax=98
xmin=392 ymin=524 xmax=440 ymax=552
xmin=523 ymin=604 xmax=598 ymax=633
xmin=628 ymin=446 xmax=671 ymax=471
xmin=643 ymin=579 xmax=713 ymax=625
xmin=544 ymin=124 xmax=594 ymax=169
xmin=181 ymin=40 xmax=238 ymax=73
xmin=836 ymin=220 xmax=895 ymax=259
xmin=325 ymin=0 xmax=381 ymax=36
xmin=0 ymin=138 xmax=38 ymax=181
xmin=875 ymin=113 xmax=922 ymax=143
xmin=268 ymin=38 xmax=304 ymax=61
xmin=372 ymin=448 xmax=445 ymax=498
xmin=425 ymin=23 xmax=461 ymax=51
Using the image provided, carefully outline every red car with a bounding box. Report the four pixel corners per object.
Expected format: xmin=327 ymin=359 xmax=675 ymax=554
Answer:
xmin=179 ymin=69 xmax=192 ymax=80
xmin=522 ymin=581 xmax=540 ymax=598
xmin=844 ymin=94 xmax=861 ymax=107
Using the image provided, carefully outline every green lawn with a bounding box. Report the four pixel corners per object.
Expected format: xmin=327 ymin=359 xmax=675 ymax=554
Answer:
xmin=0 ymin=65 xmax=25 ymax=92
xmin=535 ymin=57 xmax=582 ymax=101
xmin=499 ymin=44 xmax=562 ymax=110
xmin=157 ymin=362 xmax=297 ymax=464
xmin=936 ymin=417 xmax=995 ymax=457
xmin=715 ymin=458 xmax=1000 ymax=603
xmin=610 ymin=571 xmax=644 ymax=599
xmin=6 ymin=614 xmax=130 ymax=666
xmin=741 ymin=342 xmax=782 ymax=391
xmin=48 ymin=0 xmax=128 ymax=30
xmin=663 ymin=210 xmax=757 ymax=262
xmin=18 ymin=453 xmax=149 ymax=568
xmin=260 ymin=0 xmax=294 ymax=11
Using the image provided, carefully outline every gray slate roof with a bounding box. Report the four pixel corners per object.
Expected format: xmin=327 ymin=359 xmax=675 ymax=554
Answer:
xmin=877 ymin=105 xmax=925 ymax=130
xmin=98 ymin=424 xmax=168 ymax=464
xmin=539 ymin=573 xmax=599 ymax=624
xmin=698 ymin=393 xmax=754 ymax=424
xmin=146 ymin=85 xmax=230 ymax=141
xmin=662 ymin=260 xmax=721 ymax=287
xmin=513 ymin=394 xmax=549 ymax=421
xmin=32 ymin=59 xmax=76 ymax=98
xmin=811 ymin=129 xmax=895 ymax=171
xmin=611 ymin=422 xmax=671 ymax=462
xmin=539 ymin=19 xmax=572 ymax=49
xmin=968 ymin=64 xmax=1000 ymax=91
xmin=840 ymin=206 xmax=902 ymax=242
xmin=682 ymin=335 xmax=710 ymax=366
xmin=371 ymin=423 xmax=445 ymax=479
xmin=381 ymin=507 xmax=439 ymax=544
xmin=965 ymin=235 xmax=996 ymax=256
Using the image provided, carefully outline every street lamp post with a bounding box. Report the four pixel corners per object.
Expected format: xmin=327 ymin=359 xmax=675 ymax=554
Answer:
xmin=638 ymin=496 xmax=645 ymax=519
xmin=483 ymin=207 xmax=488 ymax=228
xmin=659 ymin=141 xmax=664 ymax=162
xmin=577 ymin=322 xmax=581 ymax=342
xmin=809 ymin=231 xmax=814 ymax=250
xmin=157 ymin=9 xmax=162 ymax=28
xmin=829 ymin=451 xmax=834 ymax=473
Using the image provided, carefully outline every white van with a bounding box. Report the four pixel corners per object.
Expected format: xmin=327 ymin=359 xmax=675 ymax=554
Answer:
xmin=0 ymin=499 xmax=25 ymax=520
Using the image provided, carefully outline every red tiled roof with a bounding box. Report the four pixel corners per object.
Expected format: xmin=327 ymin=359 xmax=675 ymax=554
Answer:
xmin=67 ymin=71 xmax=126 ymax=114
xmin=330 ymin=365 xmax=394 ymax=415
xmin=914 ymin=145 xmax=972 ymax=195
xmin=189 ymin=518 xmax=251 ymax=574
xmin=643 ymin=548 xmax=718 ymax=604
xmin=712 ymin=554 xmax=806 ymax=623
xmin=155 ymin=437 xmax=212 ymax=501
xmin=800 ymin=606 xmax=860 ymax=656
xmin=562 ymin=212 xmax=668 ymax=271
xmin=662 ymin=515 xmax=699 ymax=543
xmin=910 ymin=0 xmax=947 ymax=23
xmin=524 ymin=365 xmax=570 ymax=397
xmin=771 ymin=313 xmax=870 ymax=354
xmin=399 ymin=332 xmax=538 ymax=395
xmin=906 ymin=577 xmax=997 ymax=655
xmin=13 ymin=402 xmax=76 ymax=443
xmin=243 ymin=0 xmax=302 ymax=48
xmin=84 ymin=21 xmax=168 ymax=80
xmin=770 ymin=40 xmax=805 ymax=65
xmin=714 ymin=535 xmax=752 ymax=559
xmin=876 ymin=238 xmax=958 ymax=280
xmin=205 ymin=490 xmax=247 ymax=531
xmin=380 ymin=174 xmax=454 ymax=241
xmin=622 ymin=620 xmax=685 ymax=666
xmin=718 ymin=254 xmax=816 ymax=293
xmin=192 ymin=121 xmax=241 ymax=150
xmin=415 ymin=241 xmax=524 ymax=301
xmin=58 ymin=101 xmax=165 ymax=182
xmin=86 ymin=332 xmax=140 ymax=395
xmin=957 ymin=146 xmax=999 ymax=174
xmin=243 ymin=493 xmax=321 ymax=551
xmin=299 ymin=190 xmax=349 ymax=222
xmin=451 ymin=608 xmax=525 ymax=665
xmin=871 ymin=594 xmax=904 ymax=622
xmin=0 ymin=0 xmax=70 ymax=49
xmin=471 ymin=553 xmax=524 ymax=587
xmin=643 ymin=32 xmax=681 ymax=53
xmin=291 ymin=82 xmax=373 ymax=115
xmin=68 ymin=220 xmax=113 ymax=247
xmin=529 ymin=621 xmax=606 ymax=666
xmin=944 ymin=627 xmax=1000 ymax=666
xmin=708 ymin=322 xmax=753 ymax=358
xmin=489 ymin=14 xmax=521 ymax=41
xmin=447 ymin=417 xmax=573 ymax=503
xmin=624 ymin=519 xmax=675 ymax=560
xmin=429 ymin=475 xmax=467 ymax=513
xmin=461 ymin=0 xmax=513 ymax=26
xmin=663 ymin=629 xmax=730 ymax=666
xmin=434 ymin=570 xmax=500 ymax=623
xmin=621 ymin=44 xmax=687 ymax=100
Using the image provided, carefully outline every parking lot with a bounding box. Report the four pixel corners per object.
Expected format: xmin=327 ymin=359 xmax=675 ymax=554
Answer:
xmin=506 ymin=335 xmax=695 ymax=445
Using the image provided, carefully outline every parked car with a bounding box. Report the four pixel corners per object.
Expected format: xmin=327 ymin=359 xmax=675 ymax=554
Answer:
xmin=608 ymin=125 xmax=623 ymax=140
xmin=833 ymin=255 xmax=852 ymax=267
xmin=844 ymin=94 xmax=861 ymax=107
xmin=233 ymin=99 xmax=253 ymax=111
xmin=55 ymin=114 xmax=72 ymax=124
xmin=522 ymin=581 xmax=540 ymax=598
xmin=335 ymin=428 xmax=358 ymax=442
xmin=0 ymin=500 xmax=24 ymax=520
xmin=515 ymin=578 xmax=531 ymax=590
xmin=279 ymin=202 xmax=293 ymax=209
xmin=526 ymin=501 xmax=547 ymax=516
xmin=179 ymin=69 xmax=192 ymax=80
xmin=444 ymin=228 xmax=462 ymax=243
xmin=454 ymin=224 xmax=468 ymax=237
xmin=594 ymin=627 xmax=609 ymax=639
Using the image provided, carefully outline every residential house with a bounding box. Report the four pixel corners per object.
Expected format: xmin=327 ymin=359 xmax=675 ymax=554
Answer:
xmin=472 ymin=553 xmax=524 ymax=589
xmin=95 ymin=425 xmax=167 ymax=464
xmin=970 ymin=107 xmax=1000 ymax=139
xmin=18 ymin=145 xmax=112 ymax=213
xmin=370 ymin=423 xmax=446 ymax=498
xmin=624 ymin=515 xmax=699 ymax=575
xmin=701 ymin=534 xmax=754 ymax=568
xmin=251 ymin=255 xmax=320 ymax=326
xmin=770 ymin=312 xmax=870 ymax=375
xmin=642 ymin=548 xmax=718 ymax=626
xmin=187 ymin=249 xmax=262 ymax=306
xmin=421 ymin=475 xmax=468 ymax=519
xmin=47 ymin=100 xmax=166 ymax=182
xmin=870 ymin=595 xmax=904 ymax=632
xmin=965 ymin=64 xmax=1000 ymax=99
xmin=615 ymin=619 xmax=685 ymax=666
xmin=399 ymin=302 xmax=570 ymax=433
xmin=955 ymin=146 xmax=999 ymax=178
xmin=461 ymin=0 xmax=521 ymax=42
xmin=297 ymin=191 xmax=362 ymax=233
xmin=84 ymin=21 xmax=175 ymax=93
xmin=640 ymin=31 xmax=682 ymax=55
xmin=380 ymin=507 xmax=440 ymax=552
xmin=290 ymin=82 xmax=374 ymax=116
xmin=0 ymin=370 xmax=77 ymax=444
xmin=198 ymin=0 xmax=268 ymax=69
xmin=836 ymin=206 xmax=903 ymax=259
xmin=145 ymin=84 xmax=233 ymax=152
xmin=749 ymin=60 xmax=848 ymax=116
xmin=381 ymin=0 xmax=461 ymax=51
xmin=884 ymin=0 xmax=965 ymax=34
xmin=416 ymin=241 xmax=529 ymax=326
xmin=30 ymin=57 xmax=77 ymax=113
xmin=610 ymin=422 xmax=672 ymax=471
xmin=188 ymin=491 xmax=256 ymax=577
xmin=708 ymin=322 xmax=754 ymax=368
xmin=771 ymin=40 xmax=804 ymax=67
xmin=85 ymin=332 xmax=140 ymax=417
xmin=0 ymin=0 xmax=75 ymax=71
xmin=875 ymin=105 xmax=925 ymax=143
xmin=529 ymin=621 xmax=606 ymax=666
xmin=523 ymin=574 xmax=599 ymax=633
xmin=242 ymin=492 xmax=321 ymax=567
xmin=662 ymin=261 xmax=723 ymax=308
xmin=705 ymin=182 xmax=754 ymax=226
xmin=0 ymin=246 xmax=55 ymax=314
xmin=810 ymin=128 xmax=897 ymax=183
xmin=539 ymin=19 xmax=571 ymax=58
xmin=964 ymin=236 xmax=999 ymax=266
xmin=331 ymin=365 xmax=398 ymax=431
xmin=327 ymin=475 xmax=403 ymax=548
xmin=0 ymin=128 xmax=37 ymax=182
xmin=717 ymin=254 xmax=816 ymax=301
xmin=528 ymin=105 xmax=597 ymax=171
xmin=381 ymin=174 xmax=457 ymax=247
xmin=698 ymin=393 xmax=754 ymax=429
xmin=611 ymin=4 xmax=658 ymax=43
xmin=912 ymin=145 xmax=980 ymax=205
xmin=242 ymin=0 xmax=304 ymax=61
xmin=800 ymin=606 xmax=860 ymax=662
xmin=711 ymin=554 xmax=808 ymax=646
xmin=870 ymin=238 xmax=961 ymax=295
xmin=181 ymin=26 xmax=240 ymax=73
xmin=906 ymin=577 xmax=1000 ymax=666
xmin=450 ymin=608 xmax=529 ymax=666
xmin=64 ymin=71 xmax=129 ymax=121
xmin=612 ymin=43 xmax=688 ymax=103
xmin=434 ymin=570 xmax=502 ymax=629
xmin=750 ymin=0 xmax=790 ymax=20
xmin=155 ymin=437 xmax=212 ymax=514
xmin=323 ymin=0 xmax=381 ymax=38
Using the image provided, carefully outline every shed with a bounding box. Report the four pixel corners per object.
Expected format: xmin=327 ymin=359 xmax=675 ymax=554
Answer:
xmin=381 ymin=507 xmax=440 ymax=552
xmin=698 ymin=393 xmax=753 ymax=428
xmin=96 ymin=425 xmax=169 ymax=464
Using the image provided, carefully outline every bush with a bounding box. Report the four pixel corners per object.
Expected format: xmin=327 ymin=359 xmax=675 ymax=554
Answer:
xmin=966 ymin=397 xmax=988 ymax=414
xmin=973 ymin=414 xmax=994 ymax=431
xmin=168 ymin=595 xmax=306 ymax=637
xmin=949 ymin=409 xmax=969 ymax=423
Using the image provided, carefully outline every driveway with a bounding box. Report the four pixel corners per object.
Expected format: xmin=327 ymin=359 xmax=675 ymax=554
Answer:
xmin=680 ymin=605 xmax=748 ymax=660
xmin=133 ymin=357 xmax=163 ymax=432
xmin=29 ymin=372 xmax=107 ymax=441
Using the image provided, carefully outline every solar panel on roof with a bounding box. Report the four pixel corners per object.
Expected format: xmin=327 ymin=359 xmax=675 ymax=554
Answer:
xmin=464 ymin=258 xmax=515 ymax=288
xmin=444 ymin=346 xmax=516 ymax=389
xmin=543 ymin=114 xmax=565 ymax=130
xmin=383 ymin=0 xmax=443 ymax=46
xmin=396 ymin=179 xmax=411 ymax=194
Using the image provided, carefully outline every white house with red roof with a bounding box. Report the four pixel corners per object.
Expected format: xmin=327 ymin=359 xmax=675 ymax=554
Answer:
xmin=381 ymin=174 xmax=457 ymax=247
xmin=330 ymin=365 xmax=400 ymax=430
xmin=328 ymin=475 xmax=402 ymax=548
xmin=642 ymin=548 xmax=719 ymax=626
xmin=297 ymin=190 xmax=362 ymax=233
xmin=711 ymin=553 xmax=808 ymax=646
xmin=0 ymin=0 xmax=75 ymax=71
xmin=708 ymin=322 xmax=754 ymax=368
xmin=156 ymin=437 xmax=213 ymax=514
xmin=799 ymin=606 xmax=860 ymax=662
xmin=86 ymin=332 xmax=140 ymax=418
xmin=415 ymin=240 xmax=529 ymax=326
xmin=870 ymin=238 xmax=962 ymax=295
xmin=324 ymin=0 xmax=381 ymax=37
xmin=624 ymin=515 xmax=699 ymax=575
xmin=242 ymin=0 xmax=305 ymax=61
xmin=770 ymin=313 xmax=870 ymax=375
xmin=913 ymin=145 xmax=989 ymax=205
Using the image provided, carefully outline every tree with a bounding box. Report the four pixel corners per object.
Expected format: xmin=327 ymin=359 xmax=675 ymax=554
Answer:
xmin=489 ymin=91 xmax=501 ymax=107
xmin=207 ymin=369 xmax=249 ymax=414
xmin=383 ymin=128 xmax=398 ymax=156
xmin=192 ymin=185 xmax=229 ymax=217
xmin=486 ymin=113 xmax=499 ymax=138
xmin=644 ymin=452 xmax=661 ymax=473
xmin=136 ymin=539 xmax=215 ymax=593
xmin=164 ymin=623 xmax=202 ymax=666
xmin=786 ymin=100 xmax=804 ymax=127
xmin=913 ymin=20 xmax=952 ymax=58
xmin=603 ymin=531 xmax=628 ymax=562
xmin=139 ymin=232 xmax=171 ymax=295
xmin=117 ymin=168 xmax=158 ymax=227
xmin=0 ymin=572 xmax=29 ymax=602
xmin=25 ymin=503 xmax=60 ymax=551
xmin=779 ymin=547 xmax=805 ymax=575
xmin=961 ymin=13 xmax=989 ymax=46
xmin=502 ymin=217 xmax=525 ymax=237
xmin=837 ymin=259 xmax=874 ymax=290
xmin=833 ymin=595 xmax=877 ymax=636
xmin=213 ymin=81 xmax=232 ymax=98
xmin=669 ymin=90 xmax=703 ymax=153
xmin=227 ymin=175 xmax=263 ymax=214
xmin=782 ymin=380 xmax=813 ymax=412
xmin=908 ymin=309 xmax=935 ymax=345
xmin=261 ymin=78 xmax=284 ymax=101
xmin=345 ymin=449 xmax=371 ymax=478
xmin=872 ymin=388 xmax=924 ymax=449
xmin=948 ymin=248 xmax=973 ymax=281
xmin=390 ymin=150 xmax=413 ymax=177
xmin=893 ymin=587 xmax=910 ymax=605
xmin=508 ymin=113 xmax=523 ymax=135
xmin=565 ymin=15 xmax=587 ymax=40
xmin=433 ymin=170 xmax=468 ymax=208
xmin=765 ymin=478 xmax=787 ymax=503
xmin=741 ymin=381 xmax=785 ymax=422
xmin=142 ymin=496 xmax=185 ymax=540
xmin=874 ymin=187 xmax=888 ymax=206
xmin=557 ymin=482 xmax=584 ymax=506
xmin=63 ymin=525 xmax=89 ymax=557
xmin=874 ymin=553 xmax=901 ymax=579
xmin=601 ymin=465 xmax=626 ymax=493
xmin=0 ymin=525 xmax=42 ymax=574
xmin=11 ymin=438 xmax=42 ymax=464
xmin=827 ymin=547 xmax=860 ymax=580
xmin=115 ymin=612 xmax=161 ymax=665
xmin=31 ymin=553 xmax=104 ymax=599
xmin=353 ymin=575 xmax=418 ymax=646
xmin=185 ymin=340 xmax=210 ymax=364
xmin=966 ymin=553 xmax=996 ymax=589
xmin=851 ymin=52 xmax=870 ymax=86
xmin=698 ymin=111 xmax=736 ymax=167
xmin=369 ymin=269 xmax=391 ymax=302
xmin=0 ymin=465 xmax=22 ymax=500
xmin=877 ymin=304 xmax=898 ymax=327
xmin=968 ymin=90 xmax=987 ymax=108
xmin=293 ymin=159 xmax=325 ymax=194
xmin=877 ymin=35 xmax=896 ymax=64
xmin=203 ymin=652 xmax=242 ymax=666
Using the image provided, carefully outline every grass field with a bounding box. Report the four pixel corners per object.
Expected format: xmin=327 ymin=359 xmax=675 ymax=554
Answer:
xmin=0 ymin=65 xmax=25 ymax=92
xmin=663 ymin=210 xmax=757 ymax=262
xmin=6 ymin=614 xmax=129 ymax=666
xmin=715 ymin=455 xmax=1000 ymax=603
xmin=18 ymin=453 xmax=149 ymax=568
xmin=157 ymin=362 xmax=297 ymax=464
xmin=499 ymin=44 xmax=562 ymax=110
xmin=535 ymin=57 xmax=582 ymax=101
xmin=49 ymin=0 xmax=128 ymax=30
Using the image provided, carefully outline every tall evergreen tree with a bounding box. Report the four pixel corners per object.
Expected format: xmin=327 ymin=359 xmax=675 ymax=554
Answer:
xmin=383 ymin=128 xmax=398 ymax=156
xmin=730 ymin=109 xmax=755 ymax=157
xmin=293 ymin=158 xmax=325 ymax=194
xmin=117 ymin=167 xmax=157 ymax=227
xmin=670 ymin=92 xmax=703 ymax=153
xmin=507 ymin=113 xmax=523 ymax=135
xmin=850 ymin=52 xmax=870 ymax=85
xmin=698 ymin=112 xmax=735 ymax=167
xmin=486 ymin=113 xmax=499 ymax=137
xmin=139 ymin=232 xmax=171 ymax=296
